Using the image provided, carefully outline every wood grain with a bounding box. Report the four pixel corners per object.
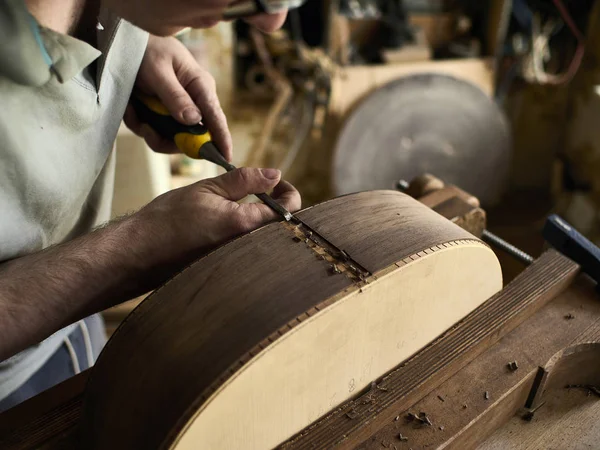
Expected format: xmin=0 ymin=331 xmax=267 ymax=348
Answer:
xmin=482 ymin=381 xmax=600 ymax=448
xmin=79 ymin=191 xmax=498 ymax=449
xmin=0 ymin=372 xmax=89 ymax=450
xmin=383 ymin=274 xmax=599 ymax=450
xmin=0 ymin=187 xmax=477 ymax=449
xmin=175 ymin=241 xmax=496 ymax=449
xmin=2 ymin=259 xmax=591 ymax=450
xmin=296 ymin=191 xmax=474 ymax=272
xmin=82 ymin=225 xmax=352 ymax=449
xmin=4 ymin=189 xmax=597 ymax=450
xmin=281 ymin=250 xmax=579 ymax=449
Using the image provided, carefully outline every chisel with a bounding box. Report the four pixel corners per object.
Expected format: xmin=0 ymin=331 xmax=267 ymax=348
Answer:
xmin=131 ymin=93 xmax=293 ymax=221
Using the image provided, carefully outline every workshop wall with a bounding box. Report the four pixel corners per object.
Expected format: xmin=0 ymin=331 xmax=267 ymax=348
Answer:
xmin=562 ymin=0 xmax=600 ymax=243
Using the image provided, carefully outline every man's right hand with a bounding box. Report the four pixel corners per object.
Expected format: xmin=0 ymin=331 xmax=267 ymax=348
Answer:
xmin=131 ymin=167 xmax=301 ymax=265
xmin=0 ymin=167 xmax=299 ymax=361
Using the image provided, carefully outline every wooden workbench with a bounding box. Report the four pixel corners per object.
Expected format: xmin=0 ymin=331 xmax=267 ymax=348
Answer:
xmin=1 ymin=261 xmax=598 ymax=449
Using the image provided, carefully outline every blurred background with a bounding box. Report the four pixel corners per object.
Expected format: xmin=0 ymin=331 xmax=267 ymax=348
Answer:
xmin=105 ymin=0 xmax=600 ymax=331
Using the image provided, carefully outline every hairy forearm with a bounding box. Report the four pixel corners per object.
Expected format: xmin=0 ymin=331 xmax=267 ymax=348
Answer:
xmin=0 ymin=214 xmax=188 ymax=361
xmin=0 ymin=167 xmax=301 ymax=361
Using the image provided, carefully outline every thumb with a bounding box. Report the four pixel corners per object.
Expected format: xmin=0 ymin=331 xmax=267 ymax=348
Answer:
xmin=200 ymin=168 xmax=281 ymax=201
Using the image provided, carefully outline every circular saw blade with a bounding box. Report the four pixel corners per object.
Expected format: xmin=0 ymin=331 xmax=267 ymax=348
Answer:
xmin=332 ymin=73 xmax=511 ymax=206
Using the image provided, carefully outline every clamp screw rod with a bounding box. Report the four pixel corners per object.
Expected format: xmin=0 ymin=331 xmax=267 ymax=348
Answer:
xmin=482 ymin=229 xmax=534 ymax=266
xmin=396 ymin=179 xmax=534 ymax=265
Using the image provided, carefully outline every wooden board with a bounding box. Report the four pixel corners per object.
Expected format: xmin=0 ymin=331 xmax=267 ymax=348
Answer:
xmin=482 ymin=381 xmax=600 ymax=449
xmin=355 ymin=255 xmax=588 ymax=450
xmin=79 ymin=191 xmax=501 ymax=449
xmin=0 ymin=372 xmax=88 ymax=450
xmin=329 ymin=59 xmax=494 ymax=123
xmin=281 ymin=250 xmax=579 ymax=449
xmin=381 ymin=29 xmax=432 ymax=64
xmin=3 ymin=255 xmax=593 ymax=450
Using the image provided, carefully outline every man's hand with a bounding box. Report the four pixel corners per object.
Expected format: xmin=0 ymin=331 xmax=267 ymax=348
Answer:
xmin=134 ymin=167 xmax=300 ymax=260
xmin=0 ymin=168 xmax=300 ymax=360
xmin=124 ymin=35 xmax=233 ymax=161
xmin=103 ymin=0 xmax=287 ymax=36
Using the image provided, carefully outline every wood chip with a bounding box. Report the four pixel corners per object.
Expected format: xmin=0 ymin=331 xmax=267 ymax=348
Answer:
xmin=437 ymin=395 xmax=445 ymax=402
xmin=417 ymin=411 xmax=432 ymax=426
xmin=566 ymin=384 xmax=600 ymax=397
xmin=398 ymin=433 xmax=408 ymax=442
xmin=484 ymin=391 xmax=490 ymax=400
xmin=361 ymin=394 xmax=375 ymax=405
xmin=507 ymin=361 xmax=519 ymax=372
xmin=345 ymin=409 xmax=359 ymax=419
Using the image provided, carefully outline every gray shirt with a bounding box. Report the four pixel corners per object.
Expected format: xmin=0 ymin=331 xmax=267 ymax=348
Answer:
xmin=0 ymin=1 xmax=148 ymax=400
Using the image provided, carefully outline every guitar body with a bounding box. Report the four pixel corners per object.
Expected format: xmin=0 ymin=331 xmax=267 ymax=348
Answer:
xmin=81 ymin=191 xmax=502 ymax=449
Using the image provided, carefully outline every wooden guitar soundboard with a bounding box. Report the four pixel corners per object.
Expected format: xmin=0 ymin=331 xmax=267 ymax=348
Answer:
xmin=1 ymin=183 xmax=598 ymax=450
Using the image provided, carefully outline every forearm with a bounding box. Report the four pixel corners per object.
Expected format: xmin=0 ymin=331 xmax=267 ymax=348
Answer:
xmin=0 ymin=214 xmax=186 ymax=361
xmin=0 ymin=167 xmax=301 ymax=361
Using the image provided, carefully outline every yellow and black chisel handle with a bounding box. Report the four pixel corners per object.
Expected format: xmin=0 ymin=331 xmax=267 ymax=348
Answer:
xmin=130 ymin=93 xmax=293 ymax=221
xmin=130 ymin=93 xmax=235 ymax=171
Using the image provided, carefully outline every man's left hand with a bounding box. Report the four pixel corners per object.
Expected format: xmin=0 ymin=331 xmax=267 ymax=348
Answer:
xmin=124 ymin=35 xmax=233 ymax=161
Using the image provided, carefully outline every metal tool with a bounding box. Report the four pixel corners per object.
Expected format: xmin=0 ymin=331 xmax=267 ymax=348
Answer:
xmin=543 ymin=214 xmax=600 ymax=287
xmin=130 ymin=97 xmax=375 ymax=281
xmin=223 ymin=0 xmax=306 ymax=19
xmin=396 ymin=178 xmax=534 ymax=265
xmin=131 ymin=94 xmax=293 ymax=222
xmin=481 ymin=229 xmax=534 ymax=266
xmin=334 ymin=73 xmax=511 ymax=206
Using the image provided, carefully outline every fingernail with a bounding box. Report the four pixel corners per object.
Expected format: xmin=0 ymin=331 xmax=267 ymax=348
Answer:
xmin=260 ymin=168 xmax=280 ymax=180
xmin=182 ymin=108 xmax=201 ymax=124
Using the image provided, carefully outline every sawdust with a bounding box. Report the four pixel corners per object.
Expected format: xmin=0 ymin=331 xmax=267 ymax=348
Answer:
xmin=284 ymin=221 xmax=370 ymax=283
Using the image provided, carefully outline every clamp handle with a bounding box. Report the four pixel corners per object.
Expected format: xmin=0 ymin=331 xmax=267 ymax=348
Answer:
xmin=130 ymin=94 xmax=213 ymax=160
